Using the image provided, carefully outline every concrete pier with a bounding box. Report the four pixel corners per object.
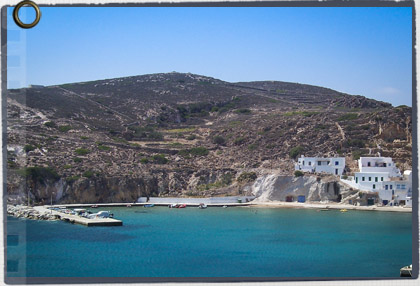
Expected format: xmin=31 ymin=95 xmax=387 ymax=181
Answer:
xmin=34 ymin=206 xmax=123 ymax=227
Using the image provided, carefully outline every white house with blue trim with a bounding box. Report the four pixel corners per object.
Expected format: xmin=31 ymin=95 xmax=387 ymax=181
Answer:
xmin=295 ymin=155 xmax=345 ymax=176
xmin=341 ymin=157 xmax=411 ymax=207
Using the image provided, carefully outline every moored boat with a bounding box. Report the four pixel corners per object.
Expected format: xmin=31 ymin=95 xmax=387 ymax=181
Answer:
xmin=178 ymin=204 xmax=187 ymax=208
xmin=88 ymin=210 xmax=114 ymax=219
xmin=400 ymin=264 xmax=412 ymax=277
xmin=198 ymin=203 xmax=207 ymax=209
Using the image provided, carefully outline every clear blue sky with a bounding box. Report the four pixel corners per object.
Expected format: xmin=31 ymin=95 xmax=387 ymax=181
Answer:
xmin=7 ymin=6 xmax=413 ymax=106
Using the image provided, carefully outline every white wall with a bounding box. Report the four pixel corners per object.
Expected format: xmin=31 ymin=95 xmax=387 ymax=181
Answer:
xmin=378 ymin=189 xmax=392 ymax=201
xmin=358 ymin=157 xmax=401 ymax=177
xmin=354 ymin=172 xmax=389 ymax=191
xmin=295 ymin=156 xmax=345 ymax=175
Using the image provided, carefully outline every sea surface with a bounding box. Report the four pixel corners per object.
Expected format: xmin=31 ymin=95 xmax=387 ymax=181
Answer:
xmin=6 ymin=206 xmax=413 ymax=278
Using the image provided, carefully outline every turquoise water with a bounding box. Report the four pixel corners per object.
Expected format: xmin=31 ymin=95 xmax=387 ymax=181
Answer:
xmin=6 ymin=207 xmax=412 ymax=278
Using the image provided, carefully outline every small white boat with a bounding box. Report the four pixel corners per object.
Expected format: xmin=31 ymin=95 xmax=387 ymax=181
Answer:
xmin=198 ymin=203 xmax=207 ymax=209
xmin=88 ymin=211 xmax=113 ymax=219
xmin=74 ymin=208 xmax=87 ymax=215
xmin=400 ymin=264 xmax=412 ymax=277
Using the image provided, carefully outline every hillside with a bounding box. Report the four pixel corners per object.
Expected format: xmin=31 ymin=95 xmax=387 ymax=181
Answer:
xmin=6 ymin=72 xmax=412 ymax=204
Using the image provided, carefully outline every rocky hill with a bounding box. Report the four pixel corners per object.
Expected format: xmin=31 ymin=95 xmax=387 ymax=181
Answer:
xmin=6 ymin=72 xmax=412 ymax=204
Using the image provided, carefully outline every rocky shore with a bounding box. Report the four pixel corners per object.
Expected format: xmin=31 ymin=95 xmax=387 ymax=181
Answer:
xmin=7 ymin=205 xmax=59 ymax=221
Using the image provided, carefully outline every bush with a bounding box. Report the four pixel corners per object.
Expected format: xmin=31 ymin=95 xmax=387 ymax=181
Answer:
xmin=294 ymin=170 xmax=304 ymax=177
xmin=65 ymin=175 xmax=80 ymax=183
xmin=189 ymin=147 xmax=209 ymax=156
xmin=80 ymin=136 xmax=89 ymax=140
xmin=337 ymin=113 xmax=358 ymax=121
xmin=128 ymin=126 xmax=164 ymax=140
xmin=73 ymin=157 xmax=83 ymax=163
xmin=217 ymin=107 xmax=230 ymax=114
xmin=75 ymin=148 xmax=90 ymax=155
xmin=213 ymin=135 xmax=226 ymax=145
xmin=314 ymin=124 xmax=326 ymax=130
xmin=221 ymin=173 xmax=233 ymax=185
xmin=186 ymin=134 xmax=197 ymax=141
xmin=44 ymin=121 xmax=56 ymax=128
xmin=82 ymin=170 xmax=94 ymax=178
xmin=248 ymin=143 xmax=257 ymax=150
xmin=140 ymin=158 xmax=149 ymax=164
xmin=19 ymin=166 xmax=60 ymax=184
xmin=283 ymin=111 xmax=319 ymax=117
xmin=112 ymin=137 xmax=129 ymax=144
xmin=352 ymin=150 xmax=363 ymax=160
xmin=210 ymin=106 xmax=219 ymax=112
xmin=290 ymin=146 xmax=304 ymax=159
xmin=177 ymin=149 xmax=191 ymax=158
xmin=24 ymin=144 xmax=36 ymax=153
xmin=8 ymin=160 xmax=17 ymax=169
xmin=152 ymin=154 xmax=168 ymax=164
xmin=347 ymin=139 xmax=365 ymax=148
xmin=237 ymin=172 xmax=257 ymax=183
xmin=63 ymin=165 xmax=72 ymax=169
xmin=58 ymin=125 xmax=72 ymax=132
xmin=197 ymin=173 xmax=233 ymax=191
xmin=235 ymin=108 xmax=251 ymax=114
xmin=98 ymin=145 xmax=111 ymax=151
xmin=234 ymin=137 xmax=245 ymax=145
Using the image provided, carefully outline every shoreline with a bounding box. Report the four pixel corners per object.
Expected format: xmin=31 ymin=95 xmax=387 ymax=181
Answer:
xmin=21 ymin=200 xmax=412 ymax=213
xmin=248 ymin=201 xmax=412 ymax=213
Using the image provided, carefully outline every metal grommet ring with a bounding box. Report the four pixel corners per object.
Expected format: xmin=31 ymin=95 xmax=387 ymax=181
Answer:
xmin=13 ymin=1 xmax=41 ymax=29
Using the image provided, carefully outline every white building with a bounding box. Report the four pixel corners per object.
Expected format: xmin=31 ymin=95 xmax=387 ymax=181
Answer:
xmin=341 ymin=157 xmax=411 ymax=207
xmin=295 ymin=155 xmax=345 ymax=176
xmin=358 ymin=157 xmax=401 ymax=177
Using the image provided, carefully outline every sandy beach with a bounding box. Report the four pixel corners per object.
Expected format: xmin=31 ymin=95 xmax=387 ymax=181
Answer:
xmin=248 ymin=201 xmax=413 ymax=213
xmin=35 ymin=200 xmax=413 ymax=213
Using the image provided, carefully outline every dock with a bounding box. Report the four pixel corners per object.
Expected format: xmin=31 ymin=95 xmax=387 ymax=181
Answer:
xmin=34 ymin=206 xmax=123 ymax=227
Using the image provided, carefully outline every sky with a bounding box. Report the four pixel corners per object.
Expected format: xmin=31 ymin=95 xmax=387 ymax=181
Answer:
xmin=7 ymin=6 xmax=413 ymax=106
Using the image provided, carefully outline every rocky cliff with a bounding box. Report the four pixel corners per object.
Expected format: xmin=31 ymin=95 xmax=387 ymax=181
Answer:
xmin=251 ymin=174 xmax=348 ymax=202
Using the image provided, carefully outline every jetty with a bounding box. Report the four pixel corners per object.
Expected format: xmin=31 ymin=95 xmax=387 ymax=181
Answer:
xmin=33 ymin=206 xmax=123 ymax=227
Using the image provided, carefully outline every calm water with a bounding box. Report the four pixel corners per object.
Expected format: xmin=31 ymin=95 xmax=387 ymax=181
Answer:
xmin=6 ymin=207 xmax=412 ymax=278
